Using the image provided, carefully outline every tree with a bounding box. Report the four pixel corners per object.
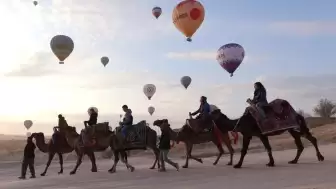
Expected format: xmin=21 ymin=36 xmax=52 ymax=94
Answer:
xmin=297 ymin=109 xmax=311 ymax=118
xmin=313 ymin=98 xmax=336 ymax=118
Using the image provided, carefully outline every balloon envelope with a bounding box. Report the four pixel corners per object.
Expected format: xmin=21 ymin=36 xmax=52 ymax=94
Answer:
xmin=152 ymin=7 xmax=162 ymax=19
xmin=216 ymin=43 xmax=245 ymax=77
xmin=143 ymin=84 xmax=156 ymax=100
xmin=181 ymin=76 xmax=192 ymax=89
xmin=172 ymin=0 xmax=205 ymax=42
xmin=148 ymin=106 xmax=155 ymax=115
xmin=33 ymin=1 xmax=38 ymax=6
xmin=24 ymin=120 xmax=33 ymax=130
xmin=88 ymin=107 xmax=98 ymax=115
xmin=101 ymin=56 xmax=109 ymax=67
xmin=50 ymin=35 xmax=74 ymax=64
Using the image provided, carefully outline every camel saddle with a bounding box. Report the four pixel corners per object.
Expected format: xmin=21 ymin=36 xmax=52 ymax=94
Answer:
xmin=247 ymin=99 xmax=300 ymax=134
xmin=80 ymin=122 xmax=110 ymax=147
xmin=116 ymin=120 xmax=147 ymax=150
xmin=186 ymin=115 xmax=213 ymax=133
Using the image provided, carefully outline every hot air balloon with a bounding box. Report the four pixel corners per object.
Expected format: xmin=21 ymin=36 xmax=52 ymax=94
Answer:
xmin=172 ymin=0 xmax=205 ymax=42
xmin=33 ymin=1 xmax=38 ymax=6
xmin=88 ymin=107 xmax=98 ymax=115
xmin=148 ymin=106 xmax=155 ymax=116
xmin=152 ymin=7 xmax=162 ymax=19
xmin=24 ymin=120 xmax=33 ymax=130
xmin=50 ymin=35 xmax=74 ymax=64
xmin=180 ymin=76 xmax=192 ymax=89
xmin=143 ymin=84 xmax=156 ymax=100
xmin=26 ymin=132 xmax=32 ymax=137
xmin=101 ymin=56 xmax=109 ymax=67
xmin=216 ymin=43 xmax=245 ymax=77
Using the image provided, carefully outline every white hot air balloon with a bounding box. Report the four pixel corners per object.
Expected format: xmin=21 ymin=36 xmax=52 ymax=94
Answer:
xmin=88 ymin=107 xmax=98 ymax=115
xmin=216 ymin=43 xmax=245 ymax=77
xmin=181 ymin=76 xmax=192 ymax=89
xmin=101 ymin=56 xmax=109 ymax=67
xmin=26 ymin=132 xmax=32 ymax=137
xmin=148 ymin=106 xmax=155 ymax=116
xmin=143 ymin=84 xmax=156 ymax=100
xmin=24 ymin=120 xmax=33 ymax=130
xmin=209 ymin=104 xmax=219 ymax=113
xmin=33 ymin=1 xmax=38 ymax=6
xmin=50 ymin=35 xmax=74 ymax=64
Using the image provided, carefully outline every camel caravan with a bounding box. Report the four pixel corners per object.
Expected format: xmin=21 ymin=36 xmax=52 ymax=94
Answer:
xmin=30 ymin=82 xmax=325 ymax=176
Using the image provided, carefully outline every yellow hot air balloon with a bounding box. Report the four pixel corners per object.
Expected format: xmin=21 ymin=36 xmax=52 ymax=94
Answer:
xmin=172 ymin=0 xmax=205 ymax=42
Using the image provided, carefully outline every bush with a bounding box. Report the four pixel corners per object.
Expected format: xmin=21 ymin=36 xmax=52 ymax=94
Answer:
xmin=313 ymin=98 xmax=336 ymax=118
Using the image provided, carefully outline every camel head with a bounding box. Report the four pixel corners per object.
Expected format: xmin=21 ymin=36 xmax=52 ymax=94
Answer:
xmin=153 ymin=119 xmax=169 ymax=128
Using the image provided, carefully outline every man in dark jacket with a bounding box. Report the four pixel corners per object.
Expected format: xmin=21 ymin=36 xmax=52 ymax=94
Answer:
xmin=158 ymin=120 xmax=179 ymax=172
xmin=18 ymin=137 xmax=36 ymax=179
xmin=84 ymin=108 xmax=98 ymax=128
xmin=190 ymin=96 xmax=211 ymax=119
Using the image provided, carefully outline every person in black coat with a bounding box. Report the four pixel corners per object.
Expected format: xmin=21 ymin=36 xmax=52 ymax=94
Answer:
xmin=158 ymin=120 xmax=179 ymax=172
xmin=248 ymin=82 xmax=268 ymax=118
xmin=84 ymin=108 xmax=98 ymax=128
xmin=18 ymin=137 xmax=36 ymax=179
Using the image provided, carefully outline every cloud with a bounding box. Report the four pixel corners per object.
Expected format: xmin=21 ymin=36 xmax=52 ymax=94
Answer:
xmin=165 ymin=51 xmax=268 ymax=64
xmin=269 ymin=21 xmax=336 ymax=36
xmin=4 ymin=52 xmax=59 ymax=77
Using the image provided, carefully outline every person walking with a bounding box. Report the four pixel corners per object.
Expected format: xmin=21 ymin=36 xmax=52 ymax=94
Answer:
xmin=158 ymin=120 xmax=179 ymax=172
xmin=18 ymin=136 xmax=36 ymax=179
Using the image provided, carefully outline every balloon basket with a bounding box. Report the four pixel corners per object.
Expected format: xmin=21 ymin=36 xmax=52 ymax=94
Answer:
xmin=59 ymin=61 xmax=64 ymax=64
xmin=186 ymin=38 xmax=192 ymax=42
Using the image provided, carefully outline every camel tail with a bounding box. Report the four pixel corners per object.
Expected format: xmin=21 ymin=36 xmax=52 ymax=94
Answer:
xmin=296 ymin=114 xmax=310 ymax=134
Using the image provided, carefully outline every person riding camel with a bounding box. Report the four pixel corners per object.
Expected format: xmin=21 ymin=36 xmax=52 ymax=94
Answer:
xmin=84 ymin=108 xmax=98 ymax=128
xmin=189 ymin=96 xmax=211 ymax=119
xmin=247 ymin=82 xmax=268 ymax=119
xmin=52 ymin=114 xmax=69 ymax=144
xmin=119 ymin=105 xmax=133 ymax=138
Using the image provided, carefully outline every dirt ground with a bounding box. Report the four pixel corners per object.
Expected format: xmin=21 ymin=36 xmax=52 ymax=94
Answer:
xmin=0 ymin=143 xmax=336 ymax=189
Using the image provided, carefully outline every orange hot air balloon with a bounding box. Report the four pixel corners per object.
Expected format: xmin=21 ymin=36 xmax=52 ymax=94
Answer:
xmin=172 ymin=0 xmax=205 ymax=42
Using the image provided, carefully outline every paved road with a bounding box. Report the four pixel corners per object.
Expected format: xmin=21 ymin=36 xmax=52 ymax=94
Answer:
xmin=1 ymin=143 xmax=336 ymax=189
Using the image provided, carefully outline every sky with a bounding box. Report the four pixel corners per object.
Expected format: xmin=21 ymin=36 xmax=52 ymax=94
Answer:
xmin=0 ymin=0 xmax=335 ymax=135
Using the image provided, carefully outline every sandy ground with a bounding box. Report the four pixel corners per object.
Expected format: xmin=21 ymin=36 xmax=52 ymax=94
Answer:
xmin=0 ymin=143 xmax=336 ymax=189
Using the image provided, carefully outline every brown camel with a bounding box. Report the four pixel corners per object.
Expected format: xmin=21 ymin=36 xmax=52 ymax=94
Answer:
xmin=30 ymin=132 xmax=73 ymax=176
xmin=62 ymin=121 xmax=160 ymax=175
xmin=211 ymin=100 xmax=324 ymax=169
xmin=61 ymin=125 xmax=133 ymax=175
xmin=153 ymin=119 xmax=234 ymax=168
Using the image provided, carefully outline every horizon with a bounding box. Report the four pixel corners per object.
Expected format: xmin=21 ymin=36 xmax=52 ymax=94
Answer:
xmin=0 ymin=0 xmax=335 ymax=135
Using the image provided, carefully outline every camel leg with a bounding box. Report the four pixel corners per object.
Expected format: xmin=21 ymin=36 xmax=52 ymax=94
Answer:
xmin=303 ymin=131 xmax=324 ymax=162
xmin=108 ymin=150 xmax=120 ymax=173
xmin=259 ymin=135 xmax=275 ymax=167
xmin=234 ymin=135 xmax=251 ymax=168
xmin=211 ymin=137 xmax=224 ymax=166
xmin=149 ymin=147 xmax=160 ymax=169
xmin=41 ymin=152 xmax=55 ymax=176
xmin=287 ymin=130 xmax=304 ymax=164
xmin=221 ymin=132 xmax=234 ymax=166
xmin=120 ymin=151 xmax=135 ymax=172
xmin=87 ymin=152 xmax=98 ymax=172
xmin=57 ymin=153 xmax=63 ymax=174
xmin=70 ymin=150 xmax=83 ymax=175
xmin=183 ymin=143 xmax=202 ymax=168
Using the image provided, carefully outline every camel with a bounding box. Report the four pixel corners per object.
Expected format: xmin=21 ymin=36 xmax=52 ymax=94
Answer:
xmin=153 ymin=119 xmax=234 ymax=168
xmin=60 ymin=125 xmax=132 ymax=175
xmin=62 ymin=121 xmax=160 ymax=175
xmin=211 ymin=99 xmax=325 ymax=169
xmin=30 ymin=132 xmax=73 ymax=176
